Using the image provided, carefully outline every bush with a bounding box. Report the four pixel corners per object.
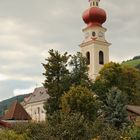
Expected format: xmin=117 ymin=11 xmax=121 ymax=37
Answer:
xmin=12 ymin=122 xmax=48 ymax=140
xmin=128 ymin=126 xmax=140 ymax=140
xmin=0 ymin=129 xmax=29 ymax=140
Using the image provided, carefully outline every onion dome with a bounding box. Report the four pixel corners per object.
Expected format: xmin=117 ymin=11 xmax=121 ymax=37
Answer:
xmin=82 ymin=7 xmax=106 ymax=27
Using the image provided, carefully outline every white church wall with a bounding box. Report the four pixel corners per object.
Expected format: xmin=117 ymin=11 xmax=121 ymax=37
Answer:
xmin=24 ymin=101 xmax=46 ymax=122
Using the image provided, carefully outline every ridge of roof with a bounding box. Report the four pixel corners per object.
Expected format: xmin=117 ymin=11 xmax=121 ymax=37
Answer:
xmin=24 ymin=86 xmax=49 ymax=105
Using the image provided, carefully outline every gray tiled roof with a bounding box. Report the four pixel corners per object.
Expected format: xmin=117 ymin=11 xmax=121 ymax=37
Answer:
xmin=24 ymin=87 xmax=49 ymax=104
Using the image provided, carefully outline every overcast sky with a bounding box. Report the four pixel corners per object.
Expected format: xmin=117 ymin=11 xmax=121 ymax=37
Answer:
xmin=0 ymin=0 xmax=140 ymax=101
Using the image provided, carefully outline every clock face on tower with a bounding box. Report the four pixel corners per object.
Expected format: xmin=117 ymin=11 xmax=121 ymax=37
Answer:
xmin=98 ymin=31 xmax=104 ymax=37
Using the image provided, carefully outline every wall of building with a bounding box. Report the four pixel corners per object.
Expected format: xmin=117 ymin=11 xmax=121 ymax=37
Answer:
xmin=24 ymin=101 xmax=46 ymax=122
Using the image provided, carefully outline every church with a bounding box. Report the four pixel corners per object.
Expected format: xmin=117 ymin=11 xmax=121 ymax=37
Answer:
xmin=1 ymin=0 xmax=111 ymax=122
xmin=22 ymin=0 xmax=110 ymax=122
xmin=23 ymin=0 xmax=111 ymax=122
xmin=80 ymin=0 xmax=111 ymax=80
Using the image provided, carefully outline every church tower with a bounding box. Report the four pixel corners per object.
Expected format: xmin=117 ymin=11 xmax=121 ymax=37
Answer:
xmin=80 ymin=0 xmax=111 ymax=80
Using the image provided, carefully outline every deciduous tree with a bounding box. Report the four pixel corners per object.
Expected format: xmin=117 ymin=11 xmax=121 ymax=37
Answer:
xmin=60 ymin=85 xmax=99 ymax=121
xmin=43 ymin=49 xmax=70 ymax=115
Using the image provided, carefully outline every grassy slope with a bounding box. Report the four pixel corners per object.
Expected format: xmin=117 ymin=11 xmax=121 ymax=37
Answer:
xmin=122 ymin=59 xmax=140 ymax=68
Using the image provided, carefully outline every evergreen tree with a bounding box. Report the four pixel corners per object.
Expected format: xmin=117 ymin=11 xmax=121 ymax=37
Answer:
xmin=104 ymin=87 xmax=129 ymax=129
xmin=42 ymin=49 xmax=70 ymax=115
xmin=136 ymin=63 xmax=140 ymax=70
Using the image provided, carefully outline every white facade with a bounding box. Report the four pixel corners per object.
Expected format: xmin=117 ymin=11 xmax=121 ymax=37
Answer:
xmin=24 ymin=101 xmax=46 ymax=122
xmin=80 ymin=0 xmax=111 ymax=80
xmin=23 ymin=87 xmax=48 ymax=122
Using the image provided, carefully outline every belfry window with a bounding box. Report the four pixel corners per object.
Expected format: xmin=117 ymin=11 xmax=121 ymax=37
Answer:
xmin=93 ymin=2 xmax=95 ymax=6
xmin=92 ymin=32 xmax=96 ymax=37
xmin=96 ymin=2 xmax=98 ymax=6
xmin=99 ymin=51 xmax=104 ymax=65
xmin=86 ymin=52 xmax=90 ymax=65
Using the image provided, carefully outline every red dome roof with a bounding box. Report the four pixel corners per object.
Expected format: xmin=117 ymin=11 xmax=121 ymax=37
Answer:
xmin=82 ymin=7 xmax=106 ymax=27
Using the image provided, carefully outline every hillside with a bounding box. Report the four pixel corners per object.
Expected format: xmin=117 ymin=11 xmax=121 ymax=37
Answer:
xmin=0 ymin=94 xmax=28 ymax=116
xmin=122 ymin=56 xmax=140 ymax=70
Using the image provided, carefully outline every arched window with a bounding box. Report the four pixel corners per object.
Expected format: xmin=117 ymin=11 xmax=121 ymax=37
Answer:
xmin=96 ymin=2 xmax=98 ymax=6
xmin=92 ymin=32 xmax=96 ymax=37
xmin=99 ymin=51 xmax=104 ymax=65
xmin=93 ymin=2 xmax=95 ymax=6
xmin=86 ymin=52 xmax=90 ymax=65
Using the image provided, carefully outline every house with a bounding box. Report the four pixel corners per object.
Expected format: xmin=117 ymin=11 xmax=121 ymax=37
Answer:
xmin=127 ymin=105 xmax=140 ymax=126
xmin=23 ymin=87 xmax=49 ymax=122
xmin=2 ymin=100 xmax=31 ymax=123
xmin=0 ymin=120 xmax=11 ymax=128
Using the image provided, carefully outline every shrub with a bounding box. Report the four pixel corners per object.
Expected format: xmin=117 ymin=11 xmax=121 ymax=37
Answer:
xmin=0 ymin=129 xmax=29 ymax=140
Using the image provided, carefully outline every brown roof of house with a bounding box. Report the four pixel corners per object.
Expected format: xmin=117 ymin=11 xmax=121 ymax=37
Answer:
xmin=127 ymin=105 xmax=140 ymax=116
xmin=0 ymin=120 xmax=11 ymax=128
xmin=2 ymin=101 xmax=31 ymax=120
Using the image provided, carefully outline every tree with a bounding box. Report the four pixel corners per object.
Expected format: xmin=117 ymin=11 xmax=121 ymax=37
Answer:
xmin=133 ymin=55 xmax=140 ymax=60
xmin=43 ymin=49 xmax=70 ymax=115
xmin=104 ymin=87 xmax=129 ymax=129
xmin=93 ymin=62 xmax=140 ymax=104
xmin=136 ymin=64 xmax=140 ymax=70
xmin=45 ymin=112 xmax=101 ymax=140
xmin=60 ymin=85 xmax=99 ymax=121
xmin=0 ymin=130 xmax=29 ymax=140
xmin=128 ymin=125 xmax=140 ymax=140
xmin=69 ymin=52 xmax=93 ymax=89
xmin=43 ymin=51 xmax=94 ymax=115
xmin=98 ymin=123 xmax=124 ymax=140
xmin=121 ymin=66 xmax=140 ymax=103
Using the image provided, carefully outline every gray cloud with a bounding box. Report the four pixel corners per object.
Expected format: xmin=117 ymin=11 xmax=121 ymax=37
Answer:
xmin=0 ymin=0 xmax=139 ymax=100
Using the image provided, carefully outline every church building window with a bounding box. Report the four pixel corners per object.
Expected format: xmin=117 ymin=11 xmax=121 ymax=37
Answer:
xmin=96 ymin=2 xmax=98 ymax=6
xmin=99 ymin=51 xmax=104 ymax=64
xmin=86 ymin=52 xmax=90 ymax=65
xmin=92 ymin=32 xmax=96 ymax=37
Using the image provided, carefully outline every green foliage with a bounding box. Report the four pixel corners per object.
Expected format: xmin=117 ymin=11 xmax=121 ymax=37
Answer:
xmin=127 ymin=126 xmax=140 ymax=140
xmin=42 ymin=51 xmax=140 ymax=139
xmin=121 ymin=66 xmax=140 ymax=103
xmin=122 ymin=59 xmax=140 ymax=68
xmin=46 ymin=112 xmax=99 ymax=140
xmin=122 ymin=55 xmax=140 ymax=71
xmin=12 ymin=122 xmax=49 ymax=140
xmin=98 ymin=123 xmax=126 ymax=140
xmin=135 ymin=63 xmax=140 ymax=70
xmin=133 ymin=56 xmax=140 ymax=60
xmin=43 ymin=49 xmax=70 ymax=115
xmin=104 ymin=87 xmax=129 ymax=129
xmin=43 ymin=51 xmax=93 ymax=116
xmin=44 ymin=85 xmax=101 ymax=139
xmin=0 ymin=129 xmax=29 ymax=140
xmin=61 ymin=85 xmax=99 ymax=121
xmin=69 ymin=52 xmax=93 ymax=88
xmin=93 ymin=62 xmax=140 ymax=104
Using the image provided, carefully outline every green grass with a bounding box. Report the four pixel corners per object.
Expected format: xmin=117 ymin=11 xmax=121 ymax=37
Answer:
xmin=122 ymin=59 xmax=140 ymax=67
